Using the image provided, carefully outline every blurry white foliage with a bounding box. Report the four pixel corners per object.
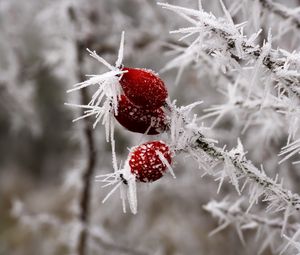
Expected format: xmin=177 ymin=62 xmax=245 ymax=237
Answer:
xmin=204 ymin=198 xmax=300 ymax=254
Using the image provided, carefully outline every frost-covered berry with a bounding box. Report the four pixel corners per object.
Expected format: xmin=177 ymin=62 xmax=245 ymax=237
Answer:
xmin=129 ymin=141 xmax=172 ymax=182
xmin=120 ymin=67 xmax=168 ymax=110
xmin=115 ymin=95 xmax=167 ymax=135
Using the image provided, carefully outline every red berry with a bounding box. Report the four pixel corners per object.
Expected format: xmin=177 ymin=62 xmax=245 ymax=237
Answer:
xmin=129 ymin=141 xmax=172 ymax=182
xmin=120 ymin=67 xmax=168 ymax=110
xmin=115 ymin=95 xmax=167 ymax=135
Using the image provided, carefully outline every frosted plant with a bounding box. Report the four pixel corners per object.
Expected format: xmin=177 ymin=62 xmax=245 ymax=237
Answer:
xmin=64 ymin=2 xmax=300 ymax=254
xmin=69 ymin=30 xmax=300 ymax=224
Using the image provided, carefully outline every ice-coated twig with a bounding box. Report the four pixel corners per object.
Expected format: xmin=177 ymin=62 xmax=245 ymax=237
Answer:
xmin=193 ymin=132 xmax=300 ymax=212
xmin=158 ymin=2 xmax=300 ymax=99
xmin=168 ymin=101 xmax=300 ymax=216
xmin=279 ymin=138 xmax=300 ymax=165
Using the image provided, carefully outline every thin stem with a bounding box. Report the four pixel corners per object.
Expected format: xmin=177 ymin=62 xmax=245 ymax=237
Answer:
xmin=76 ymin=38 xmax=96 ymax=255
xmin=76 ymin=39 xmax=97 ymax=255
xmin=68 ymin=7 xmax=97 ymax=255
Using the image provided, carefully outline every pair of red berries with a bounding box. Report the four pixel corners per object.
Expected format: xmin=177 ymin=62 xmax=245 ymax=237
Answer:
xmin=115 ymin=67 xmax=168 ymax=135
xmin=115 ymin=68 xmax=172 ymax=182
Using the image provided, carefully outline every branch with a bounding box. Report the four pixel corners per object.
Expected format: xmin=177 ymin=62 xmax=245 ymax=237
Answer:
xmin=169 ymin=103 xmax=300 ymax=215
xmin=194 ymin=132 xmax=300 ymax=211
xmin=76 ymin=42 xmax=97 ymax=255
xmin=158 ymin=2 xmax=300 ymax=99
xmin=68 ymin=7 xmax=97 ymax=255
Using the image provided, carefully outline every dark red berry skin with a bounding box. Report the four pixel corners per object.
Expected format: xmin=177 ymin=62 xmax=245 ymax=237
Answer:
xmin=120 ymin=67 xmax=168 ymax=110
xmin=129 ymin=141 xmax=172 ymax=182
xmin=115 ymin=95 xmax=167 ymax=135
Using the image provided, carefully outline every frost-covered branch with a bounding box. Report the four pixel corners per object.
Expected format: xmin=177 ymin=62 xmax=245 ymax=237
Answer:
xmin=65 ymin=25 xmax=300 ymax=255
xmin=169 ymin=102 xmax=300 ymax=218
xmin=193 ymin=132 xmax=300 ymax=212
xmin=158 ymin=2 xmax=300 ymax=98
xmin=67 ymin=28 xmax=300 ymax=220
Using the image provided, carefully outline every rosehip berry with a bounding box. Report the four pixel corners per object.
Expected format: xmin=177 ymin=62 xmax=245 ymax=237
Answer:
xmin=115 ymin=95 xmax=167 ymax=135
xmin=129 ymin=141 xmax=172 ymax=182
xmin=120 ymin=67 xmax=168 ymax=110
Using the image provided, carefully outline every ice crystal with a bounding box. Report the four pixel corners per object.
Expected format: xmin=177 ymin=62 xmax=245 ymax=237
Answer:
xmin=95 ymin=160 xmax=137 ymax=214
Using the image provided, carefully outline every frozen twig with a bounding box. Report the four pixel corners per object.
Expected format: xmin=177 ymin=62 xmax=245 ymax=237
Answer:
xmin=158 ymin=2 xmax=300 ymax=99
xmin=169 ymin=102 xmax=300 ymax=216
xmin=192 ymin=132 xmax=300 ymax=211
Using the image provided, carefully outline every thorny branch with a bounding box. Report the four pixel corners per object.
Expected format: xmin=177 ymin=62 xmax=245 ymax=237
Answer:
xmin=163 ymin=101 xmax=300 ymax=217
xmin=159 ymin=2 xmax=300 ymax=99
xmin=189 ymin=131 xmax=300 ymax=211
